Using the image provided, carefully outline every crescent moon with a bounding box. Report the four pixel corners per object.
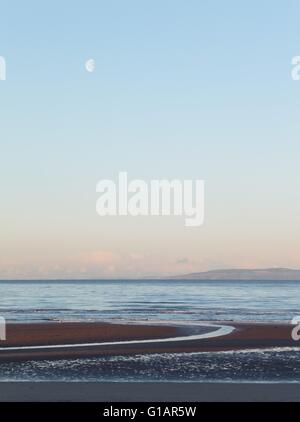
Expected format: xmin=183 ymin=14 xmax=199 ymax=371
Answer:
xmin=85 ymin=59 xmax=95 ymax=73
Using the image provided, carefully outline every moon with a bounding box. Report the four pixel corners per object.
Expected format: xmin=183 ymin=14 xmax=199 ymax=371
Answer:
xmin=85 ymin=59 xmax=95 ymax=73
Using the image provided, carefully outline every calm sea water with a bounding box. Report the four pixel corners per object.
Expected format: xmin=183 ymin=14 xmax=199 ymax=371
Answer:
xmin=0 ymin=280 xmax=299 ymax=382
xmin=0 ymin=279 xmax=299 ymax=323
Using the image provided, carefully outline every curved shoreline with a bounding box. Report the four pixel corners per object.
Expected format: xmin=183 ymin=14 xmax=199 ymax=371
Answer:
xmin=0 ymin=322 xmax=234 ymax=352
xmin=0 ymin=321 xmax=299 ymax=362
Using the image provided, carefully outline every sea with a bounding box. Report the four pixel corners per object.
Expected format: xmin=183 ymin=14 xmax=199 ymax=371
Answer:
xmin=0 ymin=279 xmax=299 ymax=382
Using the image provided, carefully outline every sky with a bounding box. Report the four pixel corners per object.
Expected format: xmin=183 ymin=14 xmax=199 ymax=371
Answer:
xmin=1 ymin=0 xmax=300 ymax=279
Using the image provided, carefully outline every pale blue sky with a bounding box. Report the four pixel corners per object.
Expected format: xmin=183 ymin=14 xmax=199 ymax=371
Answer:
xmin=1 ymin=1 xmax=300 ymax=278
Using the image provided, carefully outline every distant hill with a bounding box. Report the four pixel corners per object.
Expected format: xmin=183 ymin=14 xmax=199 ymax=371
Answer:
xmin=170 ymin=268 xmax=300 ymax=281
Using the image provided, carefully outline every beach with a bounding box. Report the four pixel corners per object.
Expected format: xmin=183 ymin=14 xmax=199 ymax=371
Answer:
xmin=0 ymin=321 xmax=300 ymax=401
xmin=0 ymin=321 xmax=298 ymax=362
xmin=1 ymin=280 xmax=300 ymax=391
xmin=2 ymin=382 xmax=300 ymax=402
xmin=0 ymin=321 xmax=300 ymax=402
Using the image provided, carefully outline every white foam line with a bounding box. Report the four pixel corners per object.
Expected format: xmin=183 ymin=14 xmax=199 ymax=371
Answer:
xmin=0 ymin=323 xmax=234 ymax=352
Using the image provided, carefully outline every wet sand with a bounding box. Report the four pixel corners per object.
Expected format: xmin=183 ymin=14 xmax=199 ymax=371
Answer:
xmin=1 ymin=382 xmax=300 ymax=402
xmin=0 ymin=321 xmax=298 ymax=362
xmin=2 ymin=322 xmax=183 ymax=347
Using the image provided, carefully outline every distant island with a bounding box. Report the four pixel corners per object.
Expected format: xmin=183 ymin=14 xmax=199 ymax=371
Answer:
xmin=169 ymin=268 xmax=300 ymax=281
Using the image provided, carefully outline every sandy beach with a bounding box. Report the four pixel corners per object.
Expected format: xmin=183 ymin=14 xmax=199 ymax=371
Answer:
xmin=0 ymin=321 xmax=299 ymax=402
xmin=1 ymin=382 xmax=300 ymax=402
xmin=0 ymin=321 xmax=298 ymax=362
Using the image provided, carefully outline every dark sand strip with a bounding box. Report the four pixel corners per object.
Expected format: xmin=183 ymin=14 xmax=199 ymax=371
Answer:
xmin=0 ymin=322 xmax=299 ymax=362
xmin=2 ymin=322 xmax=183 ymax=347
xmin=1 ymin=382 xmax=300 ymax=402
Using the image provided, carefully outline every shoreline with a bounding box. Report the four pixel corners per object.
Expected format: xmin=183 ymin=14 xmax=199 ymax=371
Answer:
xmin=0 ymin=321 xmax=299 ymax=362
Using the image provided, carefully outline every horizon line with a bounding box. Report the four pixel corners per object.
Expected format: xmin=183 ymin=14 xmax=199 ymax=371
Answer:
xmin=1 ymin=267 xmax=300 ymax=282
